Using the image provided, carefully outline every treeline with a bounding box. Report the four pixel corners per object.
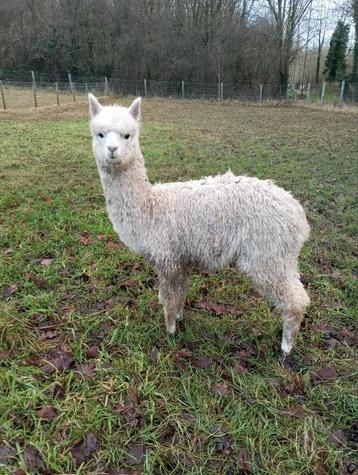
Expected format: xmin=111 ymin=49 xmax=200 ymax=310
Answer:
xmin=0 ymin=0 xmax=342 ymax=86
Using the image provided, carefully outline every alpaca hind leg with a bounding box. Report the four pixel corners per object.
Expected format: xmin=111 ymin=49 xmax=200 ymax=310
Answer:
xmin=158 ymin=268 xmax=191 ymax=335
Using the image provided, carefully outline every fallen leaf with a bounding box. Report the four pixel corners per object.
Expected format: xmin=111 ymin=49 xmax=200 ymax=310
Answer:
xmin=126 ymin=445 xmax=145 ymax=465
xmin=13 ymin=469 xmax=26 ymax=475
xmin=233 ymin=362 xmax=249 ymax=374
xmin=192 ymin=356 xmax=213 ymax=369
xmin=71 ymin=432 xmax=100 ymax=467
xmin=86 ymin=345 xmax=99 ymax=358
xmin=107 ymin=240 xmax=123 ymax=251
xmin=24 ymin=446 xmax=46 ymax=472
xmin=2 ymin=284 xmax=17 ymax=301
xmin=279 ymin=404 xmax=307 ymax=419
xmin=194 ymin=299 xmax=243 ymax=316
xmin=73 ymin=363 xmax=96 ymax=380
xmin=80 ymin=233 xmax=92 ymax=245
xmin=128 ymin=386 xmax=139 ymax=405
xmin=41 ymin=258 xmax=53 ymax=267
xmin=311 ymin=367 xmax=337 ymax=382
xmin=149 ymin=348 xmax=158 ymax=364
xmin=283 ymin=375 xmax=305 ymax=396
xmin=238 ymin=449 xmax=254 ymax=472
xmin=215 ymin=434 xmax=232 ymax=456
xmin=0 ymin=444 xmax=16 ymax=465
xmin=212 ymin=382 xmax=229 ymax=397
xmin=37 ymin=406 xmax=57 ymax=420
xmin=42 ymin=344 xmax=74 ymax=373
xmin=113 ymin=401 xmax=141 ymax=428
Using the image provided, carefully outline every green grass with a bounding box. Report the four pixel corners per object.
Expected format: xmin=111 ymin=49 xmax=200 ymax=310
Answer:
xmin=0 ymin=99 xmax=357 ymax=474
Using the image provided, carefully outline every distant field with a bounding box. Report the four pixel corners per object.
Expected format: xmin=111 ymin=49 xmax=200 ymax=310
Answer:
xmin=0 ymin=99 xmax=357 ymax=474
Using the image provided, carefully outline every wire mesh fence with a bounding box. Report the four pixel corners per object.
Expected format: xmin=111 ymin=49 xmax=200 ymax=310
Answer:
xmin=0 ymin=73 xmax=357 ymax=110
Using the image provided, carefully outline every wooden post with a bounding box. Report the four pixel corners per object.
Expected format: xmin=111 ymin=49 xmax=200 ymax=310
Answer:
xmin=259 ymin=84 xmax=263 ymax=103
xmin=85 ymin=82 xmax=88 ymax=94
xmin=68 ymin=73 xmax=75 ymax=102
xmin=55 ymin=81 xmax=60 ymax=106
xmin=0 ymin=80 xmax=6 ymax=110
xmin=339 ymin=80 xmax=345 ymax=107
xmin=143 ymin=79 xmax=147 ymax=96
xmin=181 ymin=80 xmax=185 ymax=99
xmin=320 ymin=81 xmax=326 ymax=105
xmin=31 ymin=70 xmax=37 ymax=108
xmin=221 ymin=81 xmax=223 ymax=100
xmin=218 ymin=80 xmax=221 ymax=101
xmin=104 ymin=77 xmax=108 ymax=95
xmin=306 ymin=82 xmax=311 ymax=102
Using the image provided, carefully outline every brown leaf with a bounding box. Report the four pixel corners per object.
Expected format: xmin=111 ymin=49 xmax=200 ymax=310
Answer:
xmin=195 ymin=299 xmax=243 ymax=316
xmin=314 ymin=462 xmax=328 ymax=475
xmin=73 ymin=363 xmax=96 ymax=380
xmin=42 ymin=344 xmax=74 ymax=373
xmin=80 ymin=232 xmax=92 ymax=245
xmin=233 ymin=362 xmax=249 ymax=374
xmin=149 ymin=348 xmax=158 ymax=364
xmin=126 ymin=445 xmax=145 ymax=465
xmin=283 ymin=375 xmax=305 ymax=396
xmin=212 ymin=382 xmax=229 ymax=397
xmin=113 ymin=401 xmax=141 ymax=428
xmin=24 ymin=446 xmax=46 ymax=472
xmin=215 ymin=434 xmax=232 ymax=456
xmin=331 ymin=429 xmax=348 ymax=448
xmin=0 ymin=444 xmax=16 ymax=465
xmin=41 ymin=258 xmax=53 ymax=267
xmin=128 ymin=386 xmax=139 ymax=405
xmin=71 ymin=433 xmax=100 ymax=467
xmin=311 ymin=367 xmax=337 ymax=382
xmin=2 ymin=284 xmax=17 ymax=300
xmin=279 ymin=405 xmax=307 ymax=419
xmin=338 ymin=327 xmax=358 ymax=347
xmin=37 ymin=406 xmax=57 ymax=420
xmin=13 ymin=469 xmax=26 ymax=475
xmin=192 ymin=356 xmax=213 ymax=369
xmin=107 ymin=240 xmax=123 ymax=251
xmin=174 ymin=349 xmax=193 ymax=362
xmin=238 ymin=449 xmax=254 ymax=472
xmin=86 ymin=345 xmax=100 ymax=358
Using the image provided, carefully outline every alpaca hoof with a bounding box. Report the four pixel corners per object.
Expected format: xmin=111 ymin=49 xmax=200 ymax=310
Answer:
xmin=279 ymin=350 xmax=289 ymax=364
xmin=166 ymin=322 xmax=176 ymax=335
xmin=175 ymin=312 xmax=184 ymax=322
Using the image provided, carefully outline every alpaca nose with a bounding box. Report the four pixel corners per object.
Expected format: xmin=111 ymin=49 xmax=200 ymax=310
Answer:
xmin=107 ymin=145 xmax=118 ymax=154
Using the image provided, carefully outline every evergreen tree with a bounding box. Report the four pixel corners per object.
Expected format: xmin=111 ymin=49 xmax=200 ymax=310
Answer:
xmin=324 ymin=20 xmax=350 ymax=81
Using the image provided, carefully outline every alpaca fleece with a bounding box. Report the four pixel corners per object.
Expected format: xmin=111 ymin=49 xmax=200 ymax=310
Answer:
xmin=88 ymin=95 xmax=310 ymax=355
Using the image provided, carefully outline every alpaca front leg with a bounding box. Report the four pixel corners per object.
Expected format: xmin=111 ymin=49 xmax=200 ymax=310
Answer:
xmin=158 ymin=269 xmax=191 ymax=335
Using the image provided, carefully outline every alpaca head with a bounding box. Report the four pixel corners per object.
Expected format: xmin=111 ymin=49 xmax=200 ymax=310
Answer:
xmin=88 ymin=94 xmax=141 ymax=169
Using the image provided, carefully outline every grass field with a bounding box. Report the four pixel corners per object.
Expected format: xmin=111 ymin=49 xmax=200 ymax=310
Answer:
xmin=0 ymin=98 xmax=357 ymax=475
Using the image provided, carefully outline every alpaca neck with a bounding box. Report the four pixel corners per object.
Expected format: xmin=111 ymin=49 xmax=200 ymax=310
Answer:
xmin=98 ymin=148 xmax=153 ymax=252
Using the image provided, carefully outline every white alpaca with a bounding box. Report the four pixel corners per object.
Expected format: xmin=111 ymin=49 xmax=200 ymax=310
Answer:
xmin=88 ymin=94 xmax=310 ymax=356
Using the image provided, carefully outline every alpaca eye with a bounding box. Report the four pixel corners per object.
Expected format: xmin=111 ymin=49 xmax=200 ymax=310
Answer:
xmin=124 ymin=134 xmax=130 ymax=140
xmin=98 ymin=132 xmax=105 ymax=138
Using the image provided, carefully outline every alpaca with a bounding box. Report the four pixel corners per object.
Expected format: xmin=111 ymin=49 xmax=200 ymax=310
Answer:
xmin=88 ymin=94 xmax=310 ymax=356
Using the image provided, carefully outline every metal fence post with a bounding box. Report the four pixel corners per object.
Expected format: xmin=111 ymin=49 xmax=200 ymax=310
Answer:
xmin=218 ymin=81 xmax=221 ymax=101
xmin=144 ymin=79 xmax=147 ymax=96
xmin=0 ymin=80 xmax=6 ymax=110
xmin=85 ymin=82 xmax=88 ymax=94
xmin=55 ymin=81 xmax=60 ymax=106
xmin=306 ymin=82 xmax=311 ymax=102
xmin=182 ymin=80 xmax=185 ymax=99
xmin=339 ymin=80 xmax=345 ymax=107
xmin=320 ymin=81 xmax=326 ymax=105
xmin=31 ymin=70 xmax=37 ymax=107
xmin=221 ymin=82 xmax=223 ymax=100
xmin=104 ymin=77 xmax=108 ymax=95
xmin=259 ymin=84 xmax=263 ymax=103
xmin=68 ymin=73 xmax=75 ymax=102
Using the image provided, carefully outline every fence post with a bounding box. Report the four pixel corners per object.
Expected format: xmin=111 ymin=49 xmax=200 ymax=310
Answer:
xmin=96 ymin=82 xmax=99 ymax=93
xmin=144 ymin=79 xmax=147 ymax=96
xmin=221 ymin=82 xmax=224 ymax=100
xmin=259 ymin=84 xmax=263 ymax=103
xmin=0 ymin=80 xmax=6 ymax=110
xmin=181 ymin=80 xmax=185 ymax=99
xmin=68 ymin=73 xmax=75 ymax=102
xmin=306 ymin=82 xmax=311 ymax=102
xmin=320 ymin=81 xmax=326 ymax=105
xmin=104 ymin=77 xmax=108 ymax=95
xmin=339 ymin=80 xmax=345 ymax=107
xmin=218 ymin=81 xmax=221 ymax=101
xmin=85 ymin=82 xmax=88 ymax=94
xmin=55 ymin=82 xmax=60 ymax=106
xmin=31 ymin=70 xmax=37 ymax=108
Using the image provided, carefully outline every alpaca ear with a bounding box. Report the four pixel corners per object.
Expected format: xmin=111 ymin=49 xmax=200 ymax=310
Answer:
xmin=88 ymin=93 xmax=102 ymax=118
xmin=128 ymin=97 xmax=141 ymax=120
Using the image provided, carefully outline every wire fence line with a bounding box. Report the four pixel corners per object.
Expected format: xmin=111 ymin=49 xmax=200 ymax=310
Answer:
xmin=0 ymin=72 xmax=357 ymax=110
